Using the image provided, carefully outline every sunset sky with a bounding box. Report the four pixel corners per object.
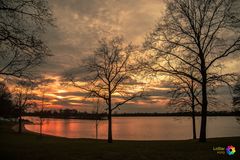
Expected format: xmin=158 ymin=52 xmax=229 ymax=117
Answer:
xmin=31 ymin=0 xmax=240 ymax=113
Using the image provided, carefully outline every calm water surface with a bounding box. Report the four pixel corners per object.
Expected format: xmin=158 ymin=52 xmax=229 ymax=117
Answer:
xmin=25 ymin=116 xmax=240 ymax=140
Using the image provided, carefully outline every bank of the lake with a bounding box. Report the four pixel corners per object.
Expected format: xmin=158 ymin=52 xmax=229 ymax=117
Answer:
xmin=0 ymin=121 xmax=239 ymax=160
xmin=25 ymin=111 xmax=240 ymax=120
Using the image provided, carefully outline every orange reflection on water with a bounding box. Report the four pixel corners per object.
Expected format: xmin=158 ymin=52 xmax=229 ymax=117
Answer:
xmin=24 ymin=117 xmax=240 ymax=140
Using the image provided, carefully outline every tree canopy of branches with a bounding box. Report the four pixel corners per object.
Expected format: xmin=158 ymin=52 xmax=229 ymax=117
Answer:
xmin=0 ymin=0 xmax=54 ymax=78
xmin=67 ymin=36 xmax=143 ymax=143
xmin=144 ymin=0 xmax=240 ymax=142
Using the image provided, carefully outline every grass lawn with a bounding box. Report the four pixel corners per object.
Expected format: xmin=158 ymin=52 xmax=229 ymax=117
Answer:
xmin=0 ymin=121 xmax=239 ymax=160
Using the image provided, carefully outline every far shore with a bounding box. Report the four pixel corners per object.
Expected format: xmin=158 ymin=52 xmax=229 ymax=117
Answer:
xmin=23 ymin=111 xmax=240 ymax=120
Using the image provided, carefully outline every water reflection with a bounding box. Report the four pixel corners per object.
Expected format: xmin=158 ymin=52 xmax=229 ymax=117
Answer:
xmin=25 ymin=116 xmax=240 ymax=140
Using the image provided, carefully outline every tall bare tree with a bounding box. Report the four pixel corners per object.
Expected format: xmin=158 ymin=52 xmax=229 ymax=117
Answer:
xmin=169 ymin=63 xmax=220 ymax=140
xmin=0 ymin=0 xmax=54 ymax=78
xmin=169 ymin=72 xmax=201 ymax=140
xmin=36 ymin=78 xmax=53 ymax=137
xmin=144 ymin=0 xmax=240 ymax=142
xmin=67 ymin=36 xmax=143 ymax=143
xmin=94 ymin=98 xmax=102 ymax=140
xmin=13 ymin=80 xmax=36 ymax=133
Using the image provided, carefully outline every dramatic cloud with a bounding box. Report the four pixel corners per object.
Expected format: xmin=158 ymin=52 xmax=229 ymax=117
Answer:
xmin=39 ymin=0 xmax=165 ymax=74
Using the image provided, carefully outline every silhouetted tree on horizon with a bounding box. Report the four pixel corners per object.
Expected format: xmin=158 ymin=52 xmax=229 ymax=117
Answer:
xmin=144 ymin=0 xmax=240 ymax=142
xmin=35 ymin=77 xmax=53 ymax=137
xmin=66 ymin=36 xmax=143 ymax=143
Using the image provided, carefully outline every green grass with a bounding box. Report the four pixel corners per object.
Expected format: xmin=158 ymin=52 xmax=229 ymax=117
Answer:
xmin=0 ymin=122 xmax=239 ymax=160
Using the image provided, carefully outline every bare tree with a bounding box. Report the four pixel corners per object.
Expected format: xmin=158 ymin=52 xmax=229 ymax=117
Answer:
xmin=39 ymin=89 xmax=45 ymax=136
xmin=94 ymin=98 xmax=103 ymax=140
xmin=0 ymin=0 xmax=54 ymax=78
xmin=169 ymin=71 xmax=201 ymax=140
xmin=36 ymin=78 xmax=53 ymax=137
xmin=169 ymin=63 xmax=220 ymax=140
xmin=144 ymin=0 xmax=240 ymax=142
xmin=13 ymin=79 xmax=36 ymax=133
xmin=67 ymin=36 xmax=143 ymax=143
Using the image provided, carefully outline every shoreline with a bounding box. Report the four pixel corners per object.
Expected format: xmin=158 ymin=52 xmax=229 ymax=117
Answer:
xmin=12 ymin=122 xmax=31 ymax=133
xmin=1 ymin=122 xmax=240 ymax=160
xmin=23 ymin=114 xmax=240 ymax=121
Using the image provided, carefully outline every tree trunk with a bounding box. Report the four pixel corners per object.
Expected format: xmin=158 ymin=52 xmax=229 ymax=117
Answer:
xmin=108 ymin=94 xmax=112 ymax=143
xmin=40 ymin=117 xmax=43 ymax=137
xmin=96 ymin=120 xmax=98 ymax=139
xmin=108 ymin=106 xmax=112 ymax=143
xmin=199 ymin=71 xmax=208 ymax=142
xmin=192 ymin=107 xmax=196 ymax=140
xmin=190 ymin=79 xmax=196 ymax=140
xmin=18 ymin=115 xmax=22 ymax=134
xmin=18 ymin=106 xmax=22 ymax=134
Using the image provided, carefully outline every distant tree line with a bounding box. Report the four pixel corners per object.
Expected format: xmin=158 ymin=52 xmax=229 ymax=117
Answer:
xmin=24 ymin=109 xmax=239 ymax=119
xmin=26 ymin=109 xmax=107 ymax=120
xmin=113 ymin=111 xmax=239 ymax=117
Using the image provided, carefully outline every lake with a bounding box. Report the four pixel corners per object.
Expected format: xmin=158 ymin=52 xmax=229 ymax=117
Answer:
xmin=24 ymin=116 xmax=240 ymax=140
